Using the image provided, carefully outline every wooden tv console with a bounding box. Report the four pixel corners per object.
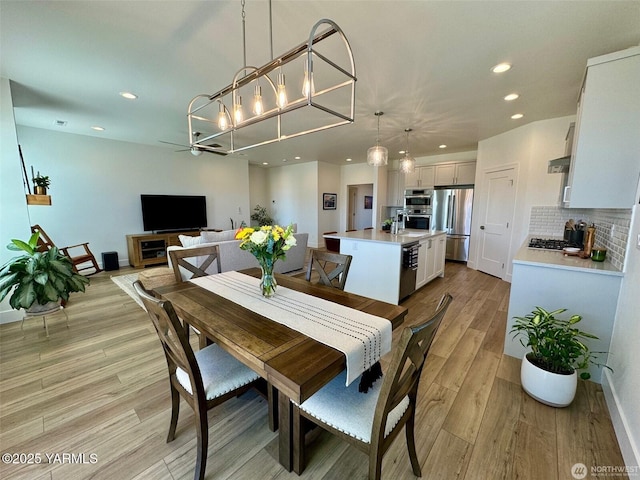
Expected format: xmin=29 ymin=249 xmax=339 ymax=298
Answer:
xmin=126 ymin=230 xmax=199 ymax=268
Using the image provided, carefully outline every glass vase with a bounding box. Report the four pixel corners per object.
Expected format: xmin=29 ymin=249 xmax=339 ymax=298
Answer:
xmin=259 ymin=263 xmax=277 ymax=298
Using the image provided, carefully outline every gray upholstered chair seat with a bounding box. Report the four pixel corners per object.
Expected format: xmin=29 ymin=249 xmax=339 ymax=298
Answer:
xmin=298 ymin=370 xmax=409 ymax=443
xmin=176 ymin=344 xmax=259 ymax=400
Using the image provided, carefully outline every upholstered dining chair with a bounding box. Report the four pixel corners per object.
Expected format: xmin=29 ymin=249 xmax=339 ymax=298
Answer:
xmin=322 ymin=231 xmax=340 ymax=253
xmin=168 ymin=244 xmax=221 ymax=282
xmin=305 ymin=250 xmax=352 ymax=290
xmin=133 ymin=281 xmax=260 ymax=480
xmin=31 ymin=224 xmax=101 ymax=275
xmin=292 ymin=293 xmax=453 ymax=479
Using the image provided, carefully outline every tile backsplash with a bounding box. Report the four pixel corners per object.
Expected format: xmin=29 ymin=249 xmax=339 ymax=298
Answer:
xmin=529 ymin=206 xmax=631 ymax=270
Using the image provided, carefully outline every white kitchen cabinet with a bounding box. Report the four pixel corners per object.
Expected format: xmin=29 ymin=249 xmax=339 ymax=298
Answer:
xmin=564 ymin=47 xmax=640 ymax=208
xmin=434 ymin=161 xmax=476 ymax=186
xmin=404 ymin=166 xmax=434 ymax=188
xmin=416 ymin=233 xmax=446 ymax=289
xmin=386 ymin=169 xmax=405 ymax=206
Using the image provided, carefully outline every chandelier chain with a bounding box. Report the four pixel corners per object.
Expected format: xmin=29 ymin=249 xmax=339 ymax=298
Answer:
xmin=241 ymin=0 xmax=247 ymax=67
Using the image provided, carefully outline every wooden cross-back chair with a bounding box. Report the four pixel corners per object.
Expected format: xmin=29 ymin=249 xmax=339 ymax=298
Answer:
xmin=133 ymin=281 xmax=260 ymax=480
xmin=305 ymin=250 xmax=352 ymax=290
xmin=292 ymin=293 xmax=453 ymax=479
xmin=168 ymin=245 xmax=221 ymax=282
xmin=30 ymin=224 xmax=101 ymax=275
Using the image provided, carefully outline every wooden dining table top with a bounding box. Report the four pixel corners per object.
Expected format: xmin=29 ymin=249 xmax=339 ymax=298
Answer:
xmin=154 ymin=267 xmax=407 ymax=404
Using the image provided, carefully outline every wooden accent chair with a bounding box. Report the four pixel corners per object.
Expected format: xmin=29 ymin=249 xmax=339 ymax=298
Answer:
xmin=133 ymin=281 xmax=260 ymax=480
xmin=322 ymin=231 xmax=340 ymax=253
xmin=292 ymin=293 xmax=453 ymax=479
xmin=30 ymin=224 xmax=101 ymax=275
xmin=168 ymin=245 xmax=221 ymax=282
xmin=305 ymin=250 xmax=353 ymax=290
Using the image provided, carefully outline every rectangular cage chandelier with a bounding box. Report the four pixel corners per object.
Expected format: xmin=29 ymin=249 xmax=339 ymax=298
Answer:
xmin=187 ymin=17 xmax=356 ymax=155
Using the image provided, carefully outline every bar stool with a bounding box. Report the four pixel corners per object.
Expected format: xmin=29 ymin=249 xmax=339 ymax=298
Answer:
xmin=22 ymin=303 xmax=69 ymax=337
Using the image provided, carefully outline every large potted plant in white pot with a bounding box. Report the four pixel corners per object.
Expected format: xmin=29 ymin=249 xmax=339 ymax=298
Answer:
xmin=510 ymin=306 xmax=609 ymax=407
xmin=0 ymin=232 xmax=90 ymax=313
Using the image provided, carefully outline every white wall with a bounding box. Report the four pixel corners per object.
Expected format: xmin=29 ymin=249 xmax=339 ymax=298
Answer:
xmin=267 ymin=161 xmax=318 ymax=245
xmin=470 ymin=115 xmax=575 ymax=280
xmin=0 ymin=79 xmax=32 ymax=323
xmin=604 ymin=179 xmax=640 ymax=468
xmin=248 ymin=164 xmax=270 ymax=226
xmin=12 ymin=126 xmax=251 ymax=265
xmin=318 ymin=162 xmax=341 ymax=246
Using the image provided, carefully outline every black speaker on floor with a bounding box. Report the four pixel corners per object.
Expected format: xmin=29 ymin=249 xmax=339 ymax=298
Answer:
xmin=102 ymin=251 xmax=119 ymax=271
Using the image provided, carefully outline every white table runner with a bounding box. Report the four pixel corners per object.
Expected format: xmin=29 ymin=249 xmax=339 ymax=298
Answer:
xmin=191 ymin=271 xmax=392 ymax=386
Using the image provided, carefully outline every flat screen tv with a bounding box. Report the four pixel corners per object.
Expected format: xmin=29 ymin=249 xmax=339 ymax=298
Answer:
xmin=141 ymin=194 xmax=207 ymax=232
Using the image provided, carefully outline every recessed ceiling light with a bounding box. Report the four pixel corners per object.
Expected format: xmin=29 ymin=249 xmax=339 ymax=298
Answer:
xmin=504 ymin=93 xmax=519 ymax=101
xmin=282 ymin=158 xmax=288 ymax=162
xmin=346 ymin=158 xmax=352 ymax=162
xmin=492 ymin=63 xmax=511 ymax=73
xmin=511 ymin=113 xmax=524 ymax=119
xmin=120 ymin=92 xmax=138 ymax=100
xmin=294 ymin=156 xmax=301 ymax=160
xmin=439 ymin=144 xmax=447 ymax=149
xmin=399 ymin=150 xmax=406 ymax=155
xmin=91 ymin=126 xmax=105 ymax=131
xmin=262 ymin=162 xmax=269 ymax=165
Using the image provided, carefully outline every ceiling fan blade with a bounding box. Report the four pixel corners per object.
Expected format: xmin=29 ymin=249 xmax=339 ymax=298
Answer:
xmin=158 ymin=140 xmax=188 ymax=147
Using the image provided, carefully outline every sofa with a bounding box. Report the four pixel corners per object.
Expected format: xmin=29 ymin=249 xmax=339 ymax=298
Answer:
xmin=166 ymin=229 xmax=308 ymax=281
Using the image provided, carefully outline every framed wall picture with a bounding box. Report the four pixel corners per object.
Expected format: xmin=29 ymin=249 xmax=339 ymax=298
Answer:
xmin=323 ymin=193 xmax=337 ymax=210
xmin=364 ymin=195 xmax=373 ymax=209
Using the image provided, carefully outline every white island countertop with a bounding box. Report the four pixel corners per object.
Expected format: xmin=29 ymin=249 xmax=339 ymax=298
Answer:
xmin=513 ymin=242 xmax=623 ymax=277
xmin=324 ymin=229 xmax=446 ymax=246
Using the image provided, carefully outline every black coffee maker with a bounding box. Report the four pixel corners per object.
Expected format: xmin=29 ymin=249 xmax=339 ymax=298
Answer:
xmin=563 ymin=220 xmax=585 ymax=247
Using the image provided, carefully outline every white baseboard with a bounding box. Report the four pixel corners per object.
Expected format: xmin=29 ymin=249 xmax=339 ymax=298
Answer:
xmin=0 ymin=308 xmax=23 ymax=325
xmin=602 ymin=368 xmax=640 ymax=469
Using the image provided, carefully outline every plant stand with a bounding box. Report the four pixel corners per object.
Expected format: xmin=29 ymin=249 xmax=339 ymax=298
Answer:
xmin=22 ymin=304 xmax=69 ymax=337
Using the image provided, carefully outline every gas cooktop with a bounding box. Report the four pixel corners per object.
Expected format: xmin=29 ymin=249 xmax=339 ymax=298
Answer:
xmin=527 ymin=238 xmax=578 ymax=250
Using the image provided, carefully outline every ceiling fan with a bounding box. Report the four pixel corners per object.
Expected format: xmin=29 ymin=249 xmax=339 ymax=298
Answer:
xmin=159 ymin=132 xmax=227 ymax=156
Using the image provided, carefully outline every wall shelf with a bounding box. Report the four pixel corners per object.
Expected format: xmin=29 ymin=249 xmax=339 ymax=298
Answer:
xmin=26 ymin=194 xmax=51 ymax=206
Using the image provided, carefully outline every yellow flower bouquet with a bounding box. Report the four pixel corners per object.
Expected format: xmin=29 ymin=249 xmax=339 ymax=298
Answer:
xmin=235 ymin=224 xmax=297 ymax=297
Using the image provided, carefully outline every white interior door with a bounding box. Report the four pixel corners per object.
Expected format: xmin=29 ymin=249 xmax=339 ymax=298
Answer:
xmin=477 ymin=167 xmax=516 ymax=278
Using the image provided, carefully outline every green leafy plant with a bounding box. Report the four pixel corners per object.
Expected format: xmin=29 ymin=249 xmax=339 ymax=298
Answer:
xmin=0 ymin=232 xmax=89 ymax=310
xmin=33 ymin=173 xmax=51 ymax=188
xmin=510 ymin=306 xmax=609 ymax=380
xmin=250 ymin=204 xmax=274 ymax=227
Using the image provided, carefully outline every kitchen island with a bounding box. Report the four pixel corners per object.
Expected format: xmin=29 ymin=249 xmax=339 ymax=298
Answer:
xmin=324 ymin=229 xmax=446 ymax=304
xmin=505 ymin=241 xmax=623 ymax=382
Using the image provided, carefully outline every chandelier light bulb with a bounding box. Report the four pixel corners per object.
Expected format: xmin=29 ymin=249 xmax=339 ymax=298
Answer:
xmin=218 ymin=102 xmax=228 ymax=130
xmin=234 ymin=95 xmax=244 ymax=124
xmin=276 ymin=72 xmax=288 ymax=108
xmin=302 ymin=58 xmax=315 ymax=97
xmin=253 ymin=84 xmax=264 ymax=115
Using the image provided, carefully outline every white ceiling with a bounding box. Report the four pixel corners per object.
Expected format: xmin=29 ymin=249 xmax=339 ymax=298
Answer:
xmin=1 ymin=1 xmax=639 ymax=167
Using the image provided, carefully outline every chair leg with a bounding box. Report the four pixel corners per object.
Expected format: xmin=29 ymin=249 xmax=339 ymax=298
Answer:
xmin=193 ymin=405 xmax=209 ymax=480
xmin=167 ymin=384 xmax=180 ymax=443
xmin=406 ymin=410 xmax=421 ymax=476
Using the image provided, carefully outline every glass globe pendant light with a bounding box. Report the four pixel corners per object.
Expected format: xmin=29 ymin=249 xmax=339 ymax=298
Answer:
xmin=367 ymin=111 xmax=388 ymax=166
xmin=399 ymin=128 xmax=416 ymax=174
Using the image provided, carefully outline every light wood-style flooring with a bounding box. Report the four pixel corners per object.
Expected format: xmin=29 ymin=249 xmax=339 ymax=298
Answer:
xmin=0 ymin=261 xmax=626 ymax=479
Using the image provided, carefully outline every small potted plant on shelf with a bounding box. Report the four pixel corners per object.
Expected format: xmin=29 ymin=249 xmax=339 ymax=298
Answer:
xmin=0 ymin=232 xmax=89 ymax=313
xmin=510 ymin=306 xmax=610 ymax=407
xmin=33 ymin=173 xmax=51 ymax=195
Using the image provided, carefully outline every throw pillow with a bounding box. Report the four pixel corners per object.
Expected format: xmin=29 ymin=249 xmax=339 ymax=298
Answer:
xmin=178 ymin=234 xmax=202 ymax=248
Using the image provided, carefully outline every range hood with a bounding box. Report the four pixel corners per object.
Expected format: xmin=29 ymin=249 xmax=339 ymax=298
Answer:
xmin=547 ymin=122 xmax=575 ymax=174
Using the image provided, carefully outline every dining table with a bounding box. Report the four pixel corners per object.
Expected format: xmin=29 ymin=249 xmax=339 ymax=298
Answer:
xmin=153 ymin=267 xmax=407 ymax=473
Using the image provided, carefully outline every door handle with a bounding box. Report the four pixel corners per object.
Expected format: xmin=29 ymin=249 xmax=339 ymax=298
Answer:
xmin=480 ymin=226 xmax=485 ymax=230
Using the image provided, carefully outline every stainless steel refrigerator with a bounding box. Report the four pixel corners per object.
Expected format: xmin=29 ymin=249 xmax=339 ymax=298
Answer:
xmin=433 ymin=187 xmax=474 ymax=262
